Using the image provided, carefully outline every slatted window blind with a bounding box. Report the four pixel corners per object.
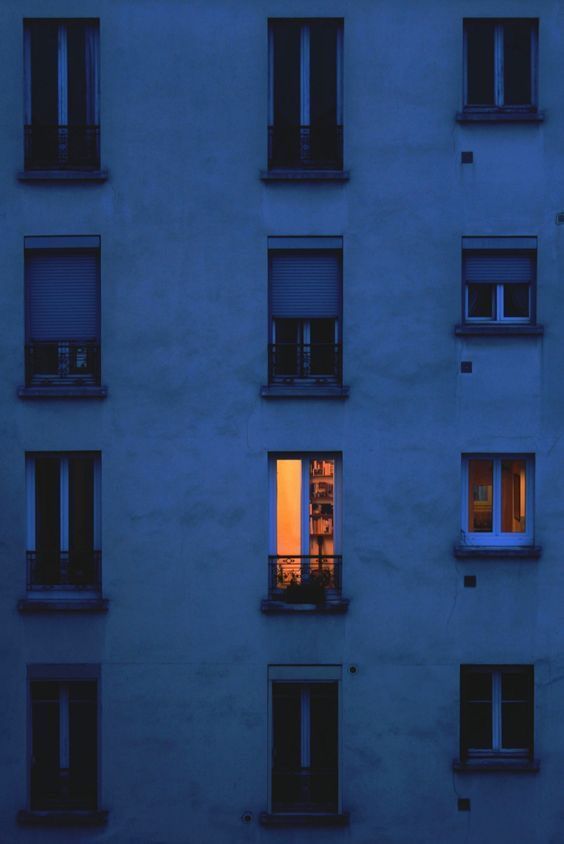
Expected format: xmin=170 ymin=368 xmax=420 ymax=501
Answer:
xmin=270 ymin=251 xmax=341 ymax=318
xmin=464 ymin=251 xmax=535 ymax=284
xmin=26 ymin=249 xmax=99 ymax=341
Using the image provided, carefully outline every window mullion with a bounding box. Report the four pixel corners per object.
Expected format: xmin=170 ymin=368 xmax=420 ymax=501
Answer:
xmin=300 ymin=25 xmax=310 ymax=126
xmin=492 ymin=672 xmax=502 ymax=751
xmin=497 ymin=284 xmax=504 ymax=321
xmin=493 ymin=460 xmax=501 ymax=535
xmin=57 ymin=24 xmax=68 ymax=125
xmin=495 ymin=24 xmax=504 ymax=106
xmin=60 ymin=458 xmax=69 ymax=552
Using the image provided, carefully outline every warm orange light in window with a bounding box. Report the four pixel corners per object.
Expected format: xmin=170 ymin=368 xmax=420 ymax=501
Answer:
xmin=277 ymin=460 xmax=301 ymax=555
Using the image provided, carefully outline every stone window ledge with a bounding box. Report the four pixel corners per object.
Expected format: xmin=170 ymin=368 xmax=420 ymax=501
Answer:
xmin=259 ymin=812 xmax=349 ymax=827
xmin=453 ymin=759 xmax=539 ymax=773
xmin=17 ymin=810 xmax=109 ymax=827
xmin=17 ymin=169 xmax=109 ymax=182
xmin=260 ymin=169 xmax=349 ymax=182
xmin=18 ymin=597 xmax=109 ymax=613
xmin=18 ymin=385 xmax=108 ymax=399
xmin=261 ymin=598 xmax=349 ymax=614
xmin=453 ymin=545 xmax=541 ymax=560
xmin=455 ymin=111 xmax=544 ymax=124
xmin=261 ymin=384 xmax=349 ymax=399
xmin=454 ymin=324 xmax=543 ymax=337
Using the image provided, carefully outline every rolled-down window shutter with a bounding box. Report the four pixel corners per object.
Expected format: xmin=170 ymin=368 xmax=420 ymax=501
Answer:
xmin=27 ymin=250 xmax=99 ymax=341
xmin=270 ymin=251 xmax=341 ymax=318
xmin=464 ymin=251 xmax=535 ymax=284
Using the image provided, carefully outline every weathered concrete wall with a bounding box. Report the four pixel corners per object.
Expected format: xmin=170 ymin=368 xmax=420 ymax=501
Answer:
xmin=2 ymin=1 xmax=564 ymax=842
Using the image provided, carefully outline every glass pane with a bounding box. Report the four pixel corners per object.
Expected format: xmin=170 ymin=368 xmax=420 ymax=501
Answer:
xmin=31 ymin=689 xmax=60 ymax=809
xmin=310 ymin=21 xmax=337 ymax=127
xmin=273 ymin=319 xmax=300 ymax=376
xmin=309 ymin=683 xmax=338 ymax=810
xmin=468 ymin=460 xmax=493 ymax=532
xmin=35 ymin=457 xmax=61 ymax=583
xmin=467 ymin=284 xmax=495 ymax=318
xmin=501 ymin=460 xmax=526 ymax=533
xmin=464 ymin=671 xmax=492 ymax=702
xmin=502 ymin=702 xmax=530 ymax=749
xmin=503 ymin=284 xmax=529 ymax=319
xmin=464 ymin=702 xmax=492 ymax=750
xmin=466 ymin=21 xmax=495 ymax=105
xmin=30 ymin=21 xmax=58 ymax=124
xmin=309 ymin=460 xmax=334 ymax=558
xmin=69 ymin=457 xmax=94 ymax=580
xmin=67 ymin=23 xmax=87 ymax=125
xmin=504 ymin=22 xmax=532 ymax=105
xmin=272 ymin=683 xmax=301 ymax=808
xmin=502 ymin=671 xmax=530 ymax=701
xmin=69 ymin=683 xmax=97 ymax=809
xmin=277 ymin=460 xmax=301 ymax=557
xmin=273 ymin=21 xmax=300 ymax=127
xmin=310 ymin=319 xmax=336 ymax=376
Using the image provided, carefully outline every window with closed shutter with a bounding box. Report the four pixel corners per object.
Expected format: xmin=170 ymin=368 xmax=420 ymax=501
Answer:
xmin=463 ymin=247 xmax=536 ymax=323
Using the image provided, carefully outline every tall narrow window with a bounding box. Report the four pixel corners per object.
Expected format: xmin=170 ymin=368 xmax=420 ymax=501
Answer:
xmin=269 ymin=239 xmax=343 ymax=388
xmin=463 ymin=238 xmax=536 ymax=325
xmin=460 ymin=666 xmax=534 ymax=767
xmin=26 ymin=453 xmax=101 ymax=590
xmin=24 ymin=19 xmax=100 ymax=169
xmin=269 ymin=455 xmax=341 ymax=603
xmin=28 ymin=669 xmax=99 ymax=811
xmin=463 ymin=19 xmax=537 ymax=113
xmin=462 ymin=455 xmax=532 ymax=546
xmin=24 ymin=236 xmax=101 ymax=389
xmin=268 ymin=19 xmax=343 ymax=169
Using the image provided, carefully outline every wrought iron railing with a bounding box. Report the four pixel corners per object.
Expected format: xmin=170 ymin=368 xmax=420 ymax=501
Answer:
xmin=27 ymin=550 xmax=101 ymax=590
xmin=24 ymin=124 xmax=100 ymax=170
xmin=269 ymin=343 xmax=342 ymax=383
xmin=268 ymin=125 xmax=343 ymax=170
xmin=25 ymin=342 xmax=100 ymax=387
xmin=272 ymin=768 xmax=338 ymax=812
xmin=268 ymin=555 xmax=342 ymax=602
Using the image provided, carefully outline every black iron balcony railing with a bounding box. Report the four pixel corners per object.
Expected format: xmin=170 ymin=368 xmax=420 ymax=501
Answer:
xmin=27 ymin=550 xmax=101 ymax=590
xmin=268 ymin=555 xmax=342 ymax=603
xmin=25 ymin=342 xmax=100 ymax=387
xmin=31 ymin=766 xmax=97 ymax=811
xmin=24 ymin=124 xmax=100 ymax=170
xmin=272 ymin=768 xmax=338 ymax=813
xmin=268 ymin=125 xmax=343 ymax=170
xmin=269 ymin=343 xmax=342 ymax=383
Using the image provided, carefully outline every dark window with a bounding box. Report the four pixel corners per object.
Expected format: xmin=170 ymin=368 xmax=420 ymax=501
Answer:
xmin=464 ymin=19 xmax=537 ymax=111
xmin=28 ymin=453 xmax=100 ymax=589
xmin=461 ymin=667 xmax=533 ymax=760
xmin=24 ymin=19 xmax=99 ymax=169
xmin=463 ymin=247 xmax=536 ymax=324
xmin=25 ymin=240 xmax=101 ymax=387
xmin=272 ymin=682 xmax=338 ymax=812
xmin=269 ymin=19 xmax=342 ymax=169
xmin=269 ymin=248 xmax=342 ymax=384
xmin=31 ymin=679 xmax=98 ymax=810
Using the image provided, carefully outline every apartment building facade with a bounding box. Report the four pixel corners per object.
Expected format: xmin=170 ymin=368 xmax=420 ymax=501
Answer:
xmin=2 ymin=1 xmax=564 ymax=842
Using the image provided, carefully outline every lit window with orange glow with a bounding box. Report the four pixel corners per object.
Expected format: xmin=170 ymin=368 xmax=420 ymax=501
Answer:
xmin=463 ymin=455 xmax=532 ymax=545
xmin=271 ymin=455 xmax=340 ymax=596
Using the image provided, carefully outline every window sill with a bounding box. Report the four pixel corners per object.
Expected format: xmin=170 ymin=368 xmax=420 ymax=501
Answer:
xmin=260 ymin=169 xmax=349 ymax=182
xmin=454 ymin=324 xmax=543 ymax=337
xmin=455 ymin=110 xmax=544 ymax=124
xmin=453 ymin=545 xmax=542 ymax=560
xmin=261 ymin=383 xmax=349 ymax=399
xmin=17 ymin=809 xmax=109 ymax=827
xmin=259 ymin=812 xmax=349 ymax=827
xmin=18 ymin=597 xmax=109 ymax=613
xmin=17 ymin=169 xmax=109 ymax=182
xmin=18 ymin=385 xmax=108 ymax=399
xmin=453 ymin=759 xmax=539 ymax=773
xmin=261 ymin=598 xmax=349 ymax=614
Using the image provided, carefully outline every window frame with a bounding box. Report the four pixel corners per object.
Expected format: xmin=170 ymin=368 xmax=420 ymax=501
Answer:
xmin=267 ymin=665 xmax=343 ymax=817
xmin=24 ymin=235 xmax=102 ymax=389
xmin=26 ymin=664 xmax=101 ymax=814
xmin=462 ymin=18 xmax=538 ymax=114
xmin=460 ymin=665 xmax=534 ymax=763
xmin=23 ymin=18 xmax=100 ymax=170
xmin=26 ymin=452 xmax=101 ymax=591
xmin=461 ymin=454 xmax=534 ymax=547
